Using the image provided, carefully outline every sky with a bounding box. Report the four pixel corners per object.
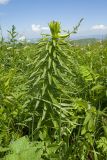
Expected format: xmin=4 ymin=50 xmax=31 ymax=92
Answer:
xmin=0 ymin=0 xmax=107 ymax=39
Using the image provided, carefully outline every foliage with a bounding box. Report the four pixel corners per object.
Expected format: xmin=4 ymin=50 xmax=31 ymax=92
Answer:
xmin=0 ymin=21 xmax=107 ymax=160
xmin=4 ymin=136 xmax=43 ymax=160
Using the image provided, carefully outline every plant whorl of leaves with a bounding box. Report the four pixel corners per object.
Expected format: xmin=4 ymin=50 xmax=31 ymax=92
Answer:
xmin=27 ymin=21 xmax=77 ymax=140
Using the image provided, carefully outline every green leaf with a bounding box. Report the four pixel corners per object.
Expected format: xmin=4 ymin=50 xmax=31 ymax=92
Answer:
xmin=57 ymin=55 xmax=63 ymax=67
xmin=41 ymin=67 xmax=47 ymax=78
xmin=48 ymin=90 xmax=59 ymax=104
xmin=79 ymin=65 xmax=93 ymax=81
xmin=97 ymin=137 xmax=107 ymax=153
xmin=37 ymin=117 xmax=42 ymax=129
xmin=88 ymin=117 xmax=95 ymax=132
xmin=53 ymin=50 xmax=57 ymax=58
xmin=33 ymin=76 xmax=41 ymax=87
xmin=49 ymin=45 xmax=52 ymax=53
xmin=52 ymin=61 xmax=57 ymax=75
xmin=42 ymin=84 xmax=47 ymax=96
xmin=50 ymin=113 xmax=59 ymax=129
xmin=53 ymin=40 xmax=56 ymax=47
xmin=46 ymin=143 xmax=59 ymax=155
xmin=93 ymin=150 xmax=98 ymax=160
xmin=91 ymin=84 xmax=105 ymax=93
xmin=39 ymin=130 xmax=47 ymax=140
xmin=48 ymin=72 xmax=52 ymax=85
xmin=0 ymin=146 xmax=9 ymax=152
xmin=41 ymin=104 xmax=47 ymax=121
xmin=35 ymin=53 xmax=48 ymax=69
xmin=48 ymin=57 xmax=52 ymax=69
xmin=52 ymin=76 xmax=61 ymax=89
xmin=46 ymin=42 xmax=49 ymax=50
xmin=81 ymin=127 xmax=86 ymax=135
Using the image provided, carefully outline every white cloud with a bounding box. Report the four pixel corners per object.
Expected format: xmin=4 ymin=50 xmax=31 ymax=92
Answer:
xmin=0 ymin=0 xmax=10 ymax=5
xmin=18 ymin=36 xmax=26 ymax=42
xmin=32 ymin=24 xmax=41 ymax=32
xmin=41 ymin=27 xmax=49 ymax=30
xmin=32 ymin=24 xmax=49 ymax=32
xmin=91 ymin=24 xmax=107 ymax=30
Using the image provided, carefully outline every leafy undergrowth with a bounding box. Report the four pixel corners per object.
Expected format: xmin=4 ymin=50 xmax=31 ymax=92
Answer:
xmin=0 ymin=22 xmax=107 ymax=160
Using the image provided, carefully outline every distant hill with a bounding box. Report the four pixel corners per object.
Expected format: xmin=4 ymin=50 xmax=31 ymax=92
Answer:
xmin=72 ymin=38 xmax=98 ymax=45
xmin=29 ymin=34 xmax=107 ymax=45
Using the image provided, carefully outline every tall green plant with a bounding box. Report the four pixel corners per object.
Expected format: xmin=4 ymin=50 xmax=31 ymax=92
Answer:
xmin=7 ymin=25 xmax=18 ymax=46
xmin=28 ymin=20 xmax=83 ymax=142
